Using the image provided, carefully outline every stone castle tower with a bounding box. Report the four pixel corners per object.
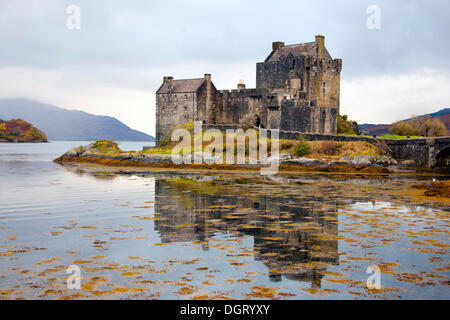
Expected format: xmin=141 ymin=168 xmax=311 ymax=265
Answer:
xmin=156 ymin=35 xmax=342 ymax=145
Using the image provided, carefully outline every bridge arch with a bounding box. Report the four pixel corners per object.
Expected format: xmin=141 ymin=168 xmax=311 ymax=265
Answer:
xmin=435 ymin=146 xmax=450 ymax=167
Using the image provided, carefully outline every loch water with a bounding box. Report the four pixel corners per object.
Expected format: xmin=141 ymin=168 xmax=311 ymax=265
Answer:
xmin=0 ymin=141 xmax=448 ymax=299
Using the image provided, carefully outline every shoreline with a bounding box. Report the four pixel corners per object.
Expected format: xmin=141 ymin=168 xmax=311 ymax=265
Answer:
xmin=54 ymin=153 xmax=449 ymax=176
xmin=0 ymin=140 xmax=48 ymax=143
xmin=53 ymin=140 xmax=450 ymax=177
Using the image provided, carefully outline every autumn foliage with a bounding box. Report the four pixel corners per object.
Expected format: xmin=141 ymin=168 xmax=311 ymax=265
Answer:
xmin=337 ymin=115 xmax=359 ymax=135
xmin=391 ymin=116 xmax=446 ymax=137
xmin=0 ymin=118 xmax=48 ymax=142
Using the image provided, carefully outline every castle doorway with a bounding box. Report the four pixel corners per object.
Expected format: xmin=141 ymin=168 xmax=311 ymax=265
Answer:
xmin=255 ymin=116 xmax=261 ymax=127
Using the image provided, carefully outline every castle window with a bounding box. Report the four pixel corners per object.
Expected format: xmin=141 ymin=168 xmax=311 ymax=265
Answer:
xmin=322 ymin=81 xmax=327 ymax=95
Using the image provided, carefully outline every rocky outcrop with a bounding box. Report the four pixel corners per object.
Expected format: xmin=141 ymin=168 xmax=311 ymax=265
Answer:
xmin=55 ymin=141 xmax=436 ymax=175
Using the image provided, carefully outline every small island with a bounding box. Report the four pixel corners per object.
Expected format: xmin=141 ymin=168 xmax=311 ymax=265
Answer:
xmin=0 ymin=118 xmax=48 ymax=142
xmin=54 ymin=137 xmax=450 ymax=202
xmin=54 ymin=136 xmax=446 ymax=175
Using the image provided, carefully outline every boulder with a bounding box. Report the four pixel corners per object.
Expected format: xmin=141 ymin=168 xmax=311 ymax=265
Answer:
xmin=64 ymin=145 xmax=86 ymax=157
xmin=350 ymin=155 xmax=373 ymax=165
xmin=370 ymin=155 xmax=398 ymax=166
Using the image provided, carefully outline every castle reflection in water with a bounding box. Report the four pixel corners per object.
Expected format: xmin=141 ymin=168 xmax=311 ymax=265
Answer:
xmin=153 ymin=178 xmax=339 ymax=288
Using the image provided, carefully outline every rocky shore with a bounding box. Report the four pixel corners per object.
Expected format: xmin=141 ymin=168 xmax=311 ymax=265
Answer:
xmin=54 ymin=141 xmax=446 ymax=175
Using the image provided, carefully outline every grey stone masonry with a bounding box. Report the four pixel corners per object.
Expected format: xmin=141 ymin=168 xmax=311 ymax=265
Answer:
xmin=156 ymin=35 xmax=342 ymax=145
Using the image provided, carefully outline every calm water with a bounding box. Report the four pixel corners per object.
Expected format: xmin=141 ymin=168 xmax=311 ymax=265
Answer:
xmin=0 ymin=141 xmax=448 ymax=299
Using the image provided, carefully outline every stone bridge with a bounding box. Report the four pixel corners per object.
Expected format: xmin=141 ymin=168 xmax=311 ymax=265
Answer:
xmin=284 ymin=132 xmax=450 ymax=167
xmin=384 ymin=136 xmax=450 ymax=167
xmin=286 ymin=132 xmax=450 ymax=167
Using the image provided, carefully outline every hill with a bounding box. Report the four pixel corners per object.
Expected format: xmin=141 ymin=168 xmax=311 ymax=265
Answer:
xmin=0 ymin=98 xmax=154 ymax=141
xmin=0 ymin=118 xmax=47 ymax=142
xmin=359 ymin=108 xmax=450 ymax=136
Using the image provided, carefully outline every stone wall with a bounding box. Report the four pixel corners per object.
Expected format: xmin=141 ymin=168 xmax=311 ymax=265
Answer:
xmin=271 ymin=130 xmax=375 ymax=142
xmin=155 ymin=92 xmax=197 ymax=145
xmin=267 ymin=106 xmax=281 ymax=129
xmin=202 ymin=124 xmax=372 ymax=142
xmin=384 ymin=139 xmax=429 ymax=166
xmin=279 ymin=102 xmax=337 ymax=134
xmin=215 ymin=88 xmax=268 ymax=127
xmin=196 ymin=80 xmax=217 ymax=124
xmin=196 ymin=75 xmax=216 ymax=124
xmin=256 ymin=57 xmax=303 ymax=90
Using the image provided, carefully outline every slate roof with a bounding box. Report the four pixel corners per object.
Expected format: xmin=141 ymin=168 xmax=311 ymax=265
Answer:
xmin=266 ymin=42 xmax=332 ymax=62
xmin=157 ymin=78 xmax=205 ymax=94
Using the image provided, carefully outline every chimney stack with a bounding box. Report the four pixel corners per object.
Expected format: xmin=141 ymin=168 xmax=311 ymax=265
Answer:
xmin=237 ymin=80 xmax=246 ymax=90
xmin=163 ymin=76 xmax=173 ymax=84
xmin=315 ymin=35 xmax=325 ymax=60
xmin=204 ymin=74 xmax=214 ymax=123
xmin=164 ymin=76 xmax=173 ymax=92
xmin=272 ymin=41 xmax=284 ymax=51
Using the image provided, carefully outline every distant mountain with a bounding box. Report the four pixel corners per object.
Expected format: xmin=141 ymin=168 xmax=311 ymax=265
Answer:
xmin=435 ymin=113 xmax=450 ymax=134
xmin=428 ymin=108 xmax=450 ymax=118
xmin=0 ymin=98 xmax=154 ymax=141
xmin=358 ymin=123 xmax=392 ymax=136
xmin=359 ymin=108 xmax=450 ymax=136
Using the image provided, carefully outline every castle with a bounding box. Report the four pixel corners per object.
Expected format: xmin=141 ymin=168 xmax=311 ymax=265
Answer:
xmin=156 ymin=35 xmax=342 ymax=145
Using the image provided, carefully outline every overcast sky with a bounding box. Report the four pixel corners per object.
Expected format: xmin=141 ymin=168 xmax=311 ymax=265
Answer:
xmin=0 ymin=0 xmax=449 ymax=135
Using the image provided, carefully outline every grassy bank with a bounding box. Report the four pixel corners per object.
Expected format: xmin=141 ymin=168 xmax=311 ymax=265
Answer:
xmin=144 ymin=133 xmax=384 ymax=159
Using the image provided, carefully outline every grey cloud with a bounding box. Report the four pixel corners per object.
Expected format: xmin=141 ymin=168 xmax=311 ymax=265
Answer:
xmin=1 ymin=0 xmax=449 ymax=79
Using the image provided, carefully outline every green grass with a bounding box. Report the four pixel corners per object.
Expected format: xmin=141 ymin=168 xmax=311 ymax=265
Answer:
xmin=338 ymin=133 xmax=371 ymax=138
xmin=378 ymin=134 xmax=424 ymax=140
xmin=338 ymin=133 xmax=425 ymax=139
xmin=91 ymin=140 xmax=122 ymax=153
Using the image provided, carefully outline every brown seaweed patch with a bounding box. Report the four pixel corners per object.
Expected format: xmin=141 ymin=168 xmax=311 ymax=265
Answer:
xmin=412 ymin=181 xmax=450 ymax=198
